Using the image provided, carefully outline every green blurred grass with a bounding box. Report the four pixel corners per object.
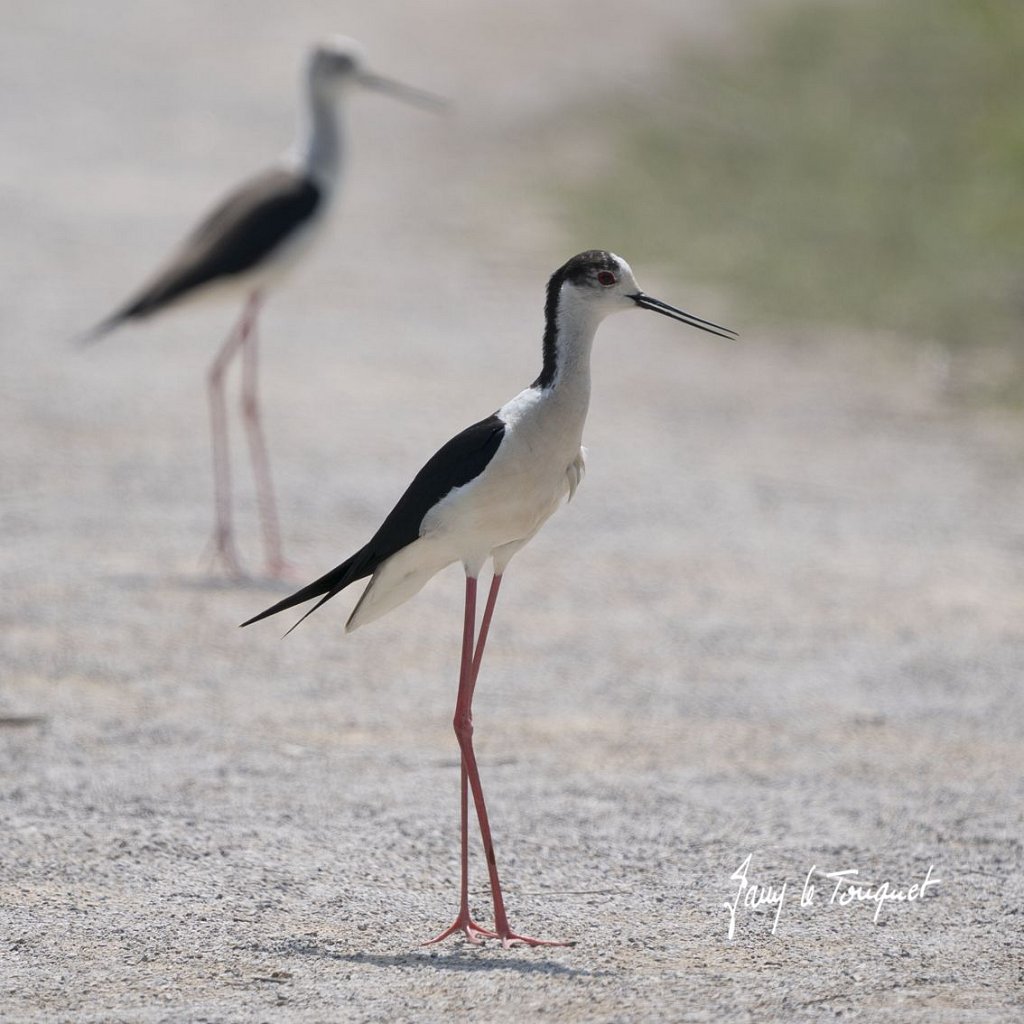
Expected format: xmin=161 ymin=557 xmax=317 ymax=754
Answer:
xmin=567 ymin=0 xmax=1024 ymax=349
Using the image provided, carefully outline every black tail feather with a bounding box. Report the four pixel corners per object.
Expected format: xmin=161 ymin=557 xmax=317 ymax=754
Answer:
xmin=280 ymin=586 xmax=344 ymax=637
xmin=240 ymin=549 xmax=370 ymax=630
xmin=72 ymin=312 xmax=127 ymax=348
xmin=74 ymin=288 xmax=175 ymax=348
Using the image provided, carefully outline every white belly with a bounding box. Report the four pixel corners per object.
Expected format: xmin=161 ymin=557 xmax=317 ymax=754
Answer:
xmin=423 ymin=388 xmax=588 ymax=570
xmin=347 ymin=446 xmax=581 ymax=633
xmin=347 ymin=384 xmax=590 ymax=633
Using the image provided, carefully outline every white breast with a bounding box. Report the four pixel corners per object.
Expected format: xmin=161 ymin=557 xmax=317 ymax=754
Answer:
xmin=421 ymin=385 xmax=588 ymax=574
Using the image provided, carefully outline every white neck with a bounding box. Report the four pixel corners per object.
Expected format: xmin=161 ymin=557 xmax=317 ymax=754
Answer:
xmin=537 ymin=287 xmax=606 ymax=398
xmin=551 ymin=308 xmax=597 ymax=394
xmin=295 ymin=76 xmax=344 ymax=188
xmin=532 ymin=294 xmax=604 ymax=449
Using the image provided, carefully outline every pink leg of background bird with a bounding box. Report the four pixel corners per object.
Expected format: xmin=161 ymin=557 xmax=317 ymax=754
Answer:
xmin=206 ymin=295 xmax=258 ymax=578
xmin=426 ymin=574 xmax=567 ymax=947
xmin=206 ymin=290 xmax=290 ymax=579
xmin=238 ymin=294 xmax=290 ymax=578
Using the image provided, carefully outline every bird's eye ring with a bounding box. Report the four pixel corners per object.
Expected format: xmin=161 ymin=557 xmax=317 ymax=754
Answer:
xmin=597 ymin=271 xmax=616 ymax=286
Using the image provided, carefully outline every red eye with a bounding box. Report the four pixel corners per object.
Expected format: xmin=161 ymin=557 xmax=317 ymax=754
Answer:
xmin=597 ymin=271 xmax=616 ymax=286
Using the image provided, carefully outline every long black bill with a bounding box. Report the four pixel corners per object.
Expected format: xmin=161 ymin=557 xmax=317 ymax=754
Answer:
xmin=358 ymin=72 xmax=448 ymax=112
xmin=632 ymin=293 xmax=737 ymax=340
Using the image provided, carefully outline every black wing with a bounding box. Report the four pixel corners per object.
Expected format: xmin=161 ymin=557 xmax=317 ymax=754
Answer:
xmin=241 ymin=413 xmax=507 ymax=629
xmin=80 ymin=168 xmax=321 ymax=340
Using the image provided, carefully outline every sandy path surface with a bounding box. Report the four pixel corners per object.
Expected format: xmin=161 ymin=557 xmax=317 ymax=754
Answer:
xmin=1 ymin=2 xmax=1021 ymax=1021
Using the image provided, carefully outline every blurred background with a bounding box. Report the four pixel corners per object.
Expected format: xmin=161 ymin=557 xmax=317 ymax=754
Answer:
xmin=1 ymin=0 xmax=1021 ymax=1019
xmin=564 ymin=0 xmax=1024 ymax=387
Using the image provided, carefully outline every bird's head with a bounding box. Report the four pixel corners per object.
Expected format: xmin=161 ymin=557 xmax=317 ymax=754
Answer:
xmin=307 ymin=37 xmax=446 ymax=111
xmin=308 ymin=37 xmax=365 ymax=91
xmin=550 ymin=250 xmax=737 ymax=339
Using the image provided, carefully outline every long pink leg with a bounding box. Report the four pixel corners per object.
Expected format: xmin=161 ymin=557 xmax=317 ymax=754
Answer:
xmin=426 ymin=574 xmax=568 ymax=948
xmin=206 ymin=296 xmax=260 ymax=578
xmin=238 ymin=292 xmax=290 ymax=578
xmin=423 ymin=576 xmax=497 ymax=944
xmin=449 ymin=572 xmax=503 ymax=933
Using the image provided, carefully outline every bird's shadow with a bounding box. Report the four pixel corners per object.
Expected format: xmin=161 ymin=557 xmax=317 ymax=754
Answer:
xmin=275 ymin=937 xmax=607 ymax=978
xmin=104 ymin=571 xmax=294 ymax=595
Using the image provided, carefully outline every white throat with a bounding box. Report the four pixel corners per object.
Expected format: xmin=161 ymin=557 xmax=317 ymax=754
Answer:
xmin=295 ymin=76 xmax=345 ymax=189
xmin=542 ymin=285 xmax=610 ymax=400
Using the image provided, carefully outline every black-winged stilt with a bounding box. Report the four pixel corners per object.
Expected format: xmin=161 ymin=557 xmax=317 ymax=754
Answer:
xmin=77 ymin=37 xmax=442 ymax=579
xmin=242 ymin=250 xmax=736 ymax=946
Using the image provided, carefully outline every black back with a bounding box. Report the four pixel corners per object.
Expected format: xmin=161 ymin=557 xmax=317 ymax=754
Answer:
xmin=360 ymin=412 xmax=506 ymax=569
xmin=241 ymin=413 xmax=507 ymax=629
xmin=115 ymin=168 xmax=322 ymax=322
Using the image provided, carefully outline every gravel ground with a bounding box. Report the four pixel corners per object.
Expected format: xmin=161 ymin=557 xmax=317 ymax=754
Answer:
xmin=1 ymin=2 xmax=1021 ymax=1021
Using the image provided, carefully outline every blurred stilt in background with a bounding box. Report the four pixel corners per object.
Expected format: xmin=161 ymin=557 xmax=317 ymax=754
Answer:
xmin=76 ymin=37 xmax=444 ymax=578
